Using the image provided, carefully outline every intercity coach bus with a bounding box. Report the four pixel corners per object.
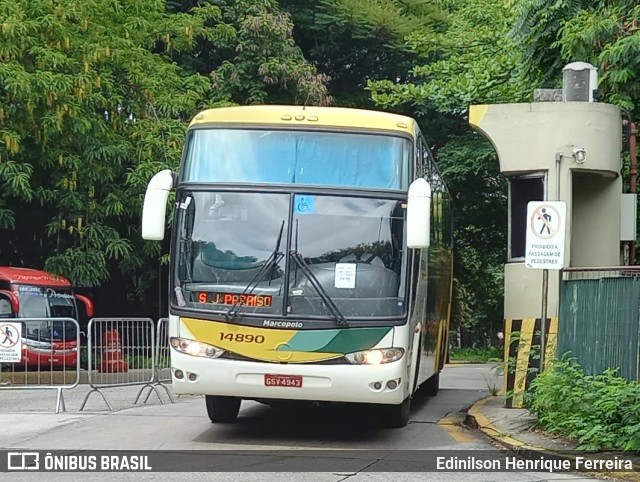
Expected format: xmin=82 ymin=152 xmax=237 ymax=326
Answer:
xmin=0 ymin=267 xmax=94 ymax=368
xmin=141 ymin=105 xmax=453 ymax=428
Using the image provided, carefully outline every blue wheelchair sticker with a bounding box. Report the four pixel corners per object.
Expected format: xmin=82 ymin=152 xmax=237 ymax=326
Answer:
xmin=294 ymin=195 xmax=315 ymax=215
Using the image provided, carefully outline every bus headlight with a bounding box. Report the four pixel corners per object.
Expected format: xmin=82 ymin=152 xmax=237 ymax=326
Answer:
xmin=345 ymin=348 xmax=404 ymax=365
xmin=170 ymin=337 xmax=225 ymax=359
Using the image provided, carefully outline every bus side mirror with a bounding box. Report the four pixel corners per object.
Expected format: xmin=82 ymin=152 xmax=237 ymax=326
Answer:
xmin=142 ymin=169 xmax=175 ymax=241
xmin=75 ymin=294 xmax=94 ymax=318
xmin=0 ymin=290 xmax=19 ymax=316
xmin=406 ymin=178 xmax=431 ymax=248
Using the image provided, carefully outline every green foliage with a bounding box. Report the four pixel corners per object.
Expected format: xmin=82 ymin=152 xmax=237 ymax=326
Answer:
xmin=449 ymin=346 xmax=502 ymax=362
xmin=0 ymin=0 xmax=212 ymax=286
xmin=527 ymin=355 xmax=640 ymax=451
xmin=168 ymin=0 xmax=330 ymax=105
xmin=0 ymin=0 xmax=329 ymax=308
xmin=281 ymin=0 xmax=446 ymax=106
xmin=122 ymin=353 xmax=170 ymax=369
xmin=513 ymin=0 xmax=640 ymax=114
xmin=438 ymin=135 xmax=507 ymax=343
xmin=511 ymin=0 xmax=586 ymax=85
xmin=123 ymin=353 xmax=154 ymax=370
xmin=365 ymin=0 xmax=533 ymax=344
xmin=369 ymin=0 xmax=533 ymax=112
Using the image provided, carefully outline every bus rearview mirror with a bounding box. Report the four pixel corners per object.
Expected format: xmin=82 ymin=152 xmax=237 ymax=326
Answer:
xmin=0 ymin=289 xmax=19 ymax=315
xmin=75 ymin=294 xmax=94 ymax=318
xmin=406 ymin=178 xmax=431 ymax=248
xmin=142 ymin=170 xmax=175 ymax=241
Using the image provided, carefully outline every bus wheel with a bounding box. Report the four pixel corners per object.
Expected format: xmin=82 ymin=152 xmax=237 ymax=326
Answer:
xmin=205 ymin=395 xmax=241 ymax=423
xmin=383 ymin=397 xmax=411 ymax=428
xmin=423 ymin=373 xmax=439 ymax=397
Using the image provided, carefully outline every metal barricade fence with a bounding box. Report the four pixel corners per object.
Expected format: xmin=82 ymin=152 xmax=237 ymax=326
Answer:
xmin=79 ymin=318 xmax=165 ymax=411
xmin=0 ymin=317 xmax=80 ymax=413
xmin=156 ymin=318 xmax=171 ymax=384
xmin=143 ymin=317 xmax=174 ymax=404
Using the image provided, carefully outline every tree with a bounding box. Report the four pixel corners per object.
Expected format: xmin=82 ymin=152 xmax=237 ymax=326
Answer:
xmin=513 ymin=0 xmax=640 ymax=263
xmin=368 ymin=0 xmax=535 ymax=343
xmin=167 ymin=0 xmax=331 ymax=105
xmin=513 ymin=0 xmax=640 ymax=115
xmin=280 ymin=0 xmax=447 ymax=107
xmin=0 ymin=0 xmax=328 ymax=318
xmin=369 ymin=0 xmax=531 ymax=113
xmin=0 ymin=0 xmax=216 ymax=288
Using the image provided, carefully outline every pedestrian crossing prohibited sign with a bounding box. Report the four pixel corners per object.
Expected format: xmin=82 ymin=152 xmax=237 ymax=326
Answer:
xmin=0 ymin=322 xmax=22 ymax=363
xmin=525 ymin=201 xmax=566 ymax=270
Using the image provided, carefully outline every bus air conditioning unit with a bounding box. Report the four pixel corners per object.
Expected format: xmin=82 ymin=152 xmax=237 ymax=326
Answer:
xmin=563 ymin=62 xmax=598 ymax=102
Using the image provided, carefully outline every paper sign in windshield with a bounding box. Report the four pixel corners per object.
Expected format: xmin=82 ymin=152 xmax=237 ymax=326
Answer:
xmin=335 ymin=263 xmax=356 ymax=289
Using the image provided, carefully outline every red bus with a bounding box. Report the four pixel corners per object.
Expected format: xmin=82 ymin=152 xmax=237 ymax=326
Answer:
xmin=0 ymin=267 xmax=93 ymax=368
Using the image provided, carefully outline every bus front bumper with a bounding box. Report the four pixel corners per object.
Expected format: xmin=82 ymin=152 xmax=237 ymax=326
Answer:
xmin=170 ymin=352 xmax=407 ymax=405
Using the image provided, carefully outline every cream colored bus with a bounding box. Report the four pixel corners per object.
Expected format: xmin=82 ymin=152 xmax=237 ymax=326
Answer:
xmin=142 ymin=105 xmax=453 ymax=428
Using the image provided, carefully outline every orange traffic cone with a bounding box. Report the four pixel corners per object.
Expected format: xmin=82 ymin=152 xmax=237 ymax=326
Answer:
xmin=98 ymin=329 xmax=129 ymax=373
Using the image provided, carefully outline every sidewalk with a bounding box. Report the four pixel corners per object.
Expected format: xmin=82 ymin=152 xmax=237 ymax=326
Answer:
xmin=466 ymin=395 xmax=640 ymax=481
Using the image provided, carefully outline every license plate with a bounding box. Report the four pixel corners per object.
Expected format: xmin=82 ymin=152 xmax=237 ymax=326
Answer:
xmin=264 ymin=374 xmax=302 ymax=388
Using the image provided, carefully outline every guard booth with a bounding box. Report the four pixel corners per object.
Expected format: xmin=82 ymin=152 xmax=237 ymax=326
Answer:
xmin=468 ymin=62 xmax=635 ymax=407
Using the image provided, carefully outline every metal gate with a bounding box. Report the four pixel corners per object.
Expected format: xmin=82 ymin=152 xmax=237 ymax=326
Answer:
xmin=79 ymin=318 xmax=165 ymax=411
xmin=0 ymin=317 xmax=80 ymax=413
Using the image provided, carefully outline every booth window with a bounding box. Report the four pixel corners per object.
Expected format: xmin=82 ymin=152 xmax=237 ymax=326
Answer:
xmin=508 ymin=175 xmax=544 ymax=260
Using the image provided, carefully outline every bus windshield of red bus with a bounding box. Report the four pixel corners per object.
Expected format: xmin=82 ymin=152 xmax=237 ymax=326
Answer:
xmin=14 ymin=285 xmax=77 ymax=319
xmin=22 ymin=319 xmax=78 ymax=342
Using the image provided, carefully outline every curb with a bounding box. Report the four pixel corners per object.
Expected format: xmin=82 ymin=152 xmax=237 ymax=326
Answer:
xmin=466 ymin=396 xmax=640 ymax=481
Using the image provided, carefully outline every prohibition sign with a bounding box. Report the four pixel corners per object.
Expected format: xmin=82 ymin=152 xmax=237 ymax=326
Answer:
xmin=530 ymin=204 xmax=561 ymax=240
xmin=0 ymin=323 xmax=19 ymax=348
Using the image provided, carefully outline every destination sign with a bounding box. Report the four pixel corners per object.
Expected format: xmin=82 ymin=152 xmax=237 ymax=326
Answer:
xmin=197 ymin=292 xmax=272 ymax=307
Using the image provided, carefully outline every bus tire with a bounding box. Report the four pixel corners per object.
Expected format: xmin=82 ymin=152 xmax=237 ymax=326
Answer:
xmin=205 ymin=395 xmax=241 ymax=423
xmin=423 ymin=373 xmax=439 ymax=397
xmin=383 ymin=397 xmax=411 ymax=428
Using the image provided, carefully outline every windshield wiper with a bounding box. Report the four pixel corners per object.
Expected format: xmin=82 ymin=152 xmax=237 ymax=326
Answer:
xmin=289 ymin=250 xmax=347 ymax=326
xmin=225 ymin=220 xmax=285 ymax=320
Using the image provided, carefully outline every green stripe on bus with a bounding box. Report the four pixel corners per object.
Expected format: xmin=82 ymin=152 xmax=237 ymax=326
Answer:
xmin=312 ymin=327 xmax=391 ymax=354
xmin=279 ymin=329 xmax=341 ymax=352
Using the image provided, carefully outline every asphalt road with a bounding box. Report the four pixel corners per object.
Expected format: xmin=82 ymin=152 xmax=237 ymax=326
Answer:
xmin=0 ymin=364 xmax=599 ymax=481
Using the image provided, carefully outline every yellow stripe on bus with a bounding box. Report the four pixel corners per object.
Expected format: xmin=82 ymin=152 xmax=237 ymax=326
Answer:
xmin=180 ymin=317 xmax=342 ymax=363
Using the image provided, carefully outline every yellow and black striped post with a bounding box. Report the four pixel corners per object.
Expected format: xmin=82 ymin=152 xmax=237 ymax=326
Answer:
xmin=503 ymin=317 xmax=558 ymax=408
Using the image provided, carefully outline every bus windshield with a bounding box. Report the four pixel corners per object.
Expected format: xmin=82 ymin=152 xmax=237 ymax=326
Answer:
xmin=22 ymin=319 xmax=78 ymax=342
xmin=14 ymin=285 xmax=77 ymax=319
xmin=174 ymin=192 xmax=407 ymax=319
xmin=182 ymin=129 xmax=411 ymax=190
